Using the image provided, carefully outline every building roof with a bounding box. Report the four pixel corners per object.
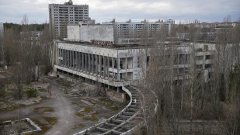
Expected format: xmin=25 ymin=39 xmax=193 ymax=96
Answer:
xmin=57 ymin=40 xmax=151 ymax=50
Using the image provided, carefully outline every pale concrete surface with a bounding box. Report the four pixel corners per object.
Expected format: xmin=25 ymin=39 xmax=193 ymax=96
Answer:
xmin=45 ymin=80 xmax=75 ymax=135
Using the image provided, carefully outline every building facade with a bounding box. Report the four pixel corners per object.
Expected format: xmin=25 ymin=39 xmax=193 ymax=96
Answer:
xmin=193 ymin=43 xmax=215 ymax=82
xmin=53 ymin=23 xmax=217 ymax=88
xmin=49 ymin=0 xmax=93 ymax=39
xmin=53 ymin=41 xmax=147 ymax=88
xmin=111 ymin=20 xmax=174 ymax=45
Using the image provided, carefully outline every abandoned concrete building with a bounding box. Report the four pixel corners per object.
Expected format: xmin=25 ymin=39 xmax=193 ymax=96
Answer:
xmin=54 ymin=42 xmax=147 ymax=87
xmin=52 ymin=22 xmax=217 ymax=88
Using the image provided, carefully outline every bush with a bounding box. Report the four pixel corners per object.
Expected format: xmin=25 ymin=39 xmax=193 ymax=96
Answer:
xmin=26 ymin=88 xmax=38 ymax=98
xmin=0 ymin=85 xmax=6 ymax=98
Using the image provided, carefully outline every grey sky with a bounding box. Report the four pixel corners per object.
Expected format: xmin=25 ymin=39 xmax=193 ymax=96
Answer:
xmin=0 ymin=0 xmax=239 ymax=24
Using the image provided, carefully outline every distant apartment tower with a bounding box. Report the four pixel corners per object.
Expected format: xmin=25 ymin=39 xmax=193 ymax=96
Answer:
xmin=0 ymin=23 xmax=4 ymax=64
xmin=49 ymin=0 xmax=93 ymax=39
xmin=104 ymin=19 xmax=175 ymax=44
xmin=0 ymin=22 xmax=3 ymax=37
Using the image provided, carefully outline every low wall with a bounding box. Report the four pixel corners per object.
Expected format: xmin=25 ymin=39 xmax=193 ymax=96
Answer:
xmin=106 ymin=90 xmax=126 ymax=103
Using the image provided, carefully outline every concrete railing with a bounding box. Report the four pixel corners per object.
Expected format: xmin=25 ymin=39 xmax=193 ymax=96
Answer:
xmin=73 ymin=85 xmax=143 ymax=135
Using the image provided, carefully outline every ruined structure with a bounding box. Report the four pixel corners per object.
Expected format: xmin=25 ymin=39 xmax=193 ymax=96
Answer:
xmin=52 ymin=22 xmax=217 ymax=88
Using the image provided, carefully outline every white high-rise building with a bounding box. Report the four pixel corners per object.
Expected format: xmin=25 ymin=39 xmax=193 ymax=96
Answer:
xmin=49 ymin=0 xmax=94 ymax=39
xmin=0 ymin=23 xmax=3 ymax=37
xmin=0 ymin=22 xmax=4 ymax=64
xmin=104 ymin=19 xmax=175 ymax=44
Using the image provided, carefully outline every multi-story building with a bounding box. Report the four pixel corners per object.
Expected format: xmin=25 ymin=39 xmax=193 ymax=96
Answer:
xmin=193 ymin=43 xmax=215 ymax=82
xmin=52 ymin=23 xmax=149 ymax=89
xmin=49 ymin=0 xmax=94 ymax=39
xmin=53 ymin=41 xmax=147 ymax=88
xmin=0 ymin=22 xmax=3 ymax=37
xmin=52 ymin=23 xmax=217 ymax=89
xmin=113 ymin=20 xmax=174 ymax=45
xmin=0 ymin=22 xmax=4 ymax=65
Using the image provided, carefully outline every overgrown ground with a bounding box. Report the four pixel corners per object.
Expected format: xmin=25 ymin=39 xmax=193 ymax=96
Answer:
xmin=0 ymin=75 xmax=127 ymax=135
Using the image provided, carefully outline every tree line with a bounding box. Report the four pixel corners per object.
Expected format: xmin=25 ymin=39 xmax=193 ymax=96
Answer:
xmin=0 ymin=16 xmax=52 ymax=99
xmin=141 ymin=21 xmax=240 ymax=135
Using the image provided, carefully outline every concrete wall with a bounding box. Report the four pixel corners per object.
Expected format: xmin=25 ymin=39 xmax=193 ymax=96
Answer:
xmin=67 ymin=25 xmax=80 ymax=41
xmin=106 ymin=90 xmax=126 ymax=103
xmin=79 ymin=25 xmax=114 ymax=42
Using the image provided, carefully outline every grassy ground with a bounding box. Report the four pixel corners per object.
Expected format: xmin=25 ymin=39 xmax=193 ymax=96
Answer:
xmin=33 ymin=107 xmax=54 ymax=113
xmin=99 ymin=97 xmax=127 ymax=111
xmin=29 ymin=117 xmax=58 ymax=135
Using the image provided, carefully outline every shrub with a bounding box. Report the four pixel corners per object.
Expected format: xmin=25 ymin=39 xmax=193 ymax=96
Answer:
xmin=0 ymin=85 xmax=6 ymax=98
xmin=26 ymin=88 xmax=38 ymax=98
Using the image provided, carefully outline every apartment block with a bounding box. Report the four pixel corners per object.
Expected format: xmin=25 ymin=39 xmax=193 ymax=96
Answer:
xmin=112 ymin=20 xmax=174 ymax=44
xmin=49 ymin=0 xmax=94 ymax=39
xmin=191 ymin=43 xmax=215 ymax=83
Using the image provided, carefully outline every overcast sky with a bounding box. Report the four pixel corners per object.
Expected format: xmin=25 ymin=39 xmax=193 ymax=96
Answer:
xmin=0 ymin=0 xmax=240 ymax=24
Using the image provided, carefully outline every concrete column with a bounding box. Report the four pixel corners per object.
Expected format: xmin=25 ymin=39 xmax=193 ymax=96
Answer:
xmin=92 ymin=54 xmax=94 ymax=74
xmin=99 ymin=55 xmax=102 ymax=76
xmin=79 ymin=52 xmax=81 ymax=71
xmin=63 ymin=50 xmax=65 ymax=67
xmin=117 ymin=58 xmax=120 ymax=81
xmin=69 ymin=50 xmax=71 ymax=68
xmin=117 ymin=87 xmax=119 ymax=93
xmin=73 ymin=51 xmax=76 ymax=69
xmin=58 ymin=48 xmax=61 ymax=66
xmin=62 ymin=50 xmax=66 ymax=67
xmin=70 ymin=50 xmax=73 ymax=68
xmin=67 ymin=50 xmax=70 ymax=68
xmin=86 ymin=53 xmax=88 ymax=73
xmin=82 ymin=53 xmax=85 ymax=71
xmin=77 ymin=52 xmax=80 ymax=71
xmin=56 ymin=48 xmax=59 ymax=66
xmin=84 ymin=53 xmax=86 ymax=71
xmin=65 ymin=50 xmax=67 ymax=67
xmin=103 ymin=56 xmax=106 ymax=78
xmin=72 ymin=51 xmax=74 ymax=69
xmin=73 ymin=51 xmax=75 ymax=69
xmin=88 ymin=54 xmax=91 ymax=73
xmin=81 ymin=53 xmax=84 ymax=71
xmin=95 ymin=55 xmax=98 ymax=75
xmin=78 ymin=52 xmax=80 ymax=70
xmin=85 ymin=53 xmax=88 ymax=71
xmin=125 ymin=57 xmax=128 ymax=80
xmin=107 ymin=56 xmax=110 ymax=79
xmin=89 ymin=54 xmax=91 ymax=73
xmin=80 ymin=52 xmax=82 ymax=71
xmin=76 ymin=51 xmax=79 ymax=70
xmin=75 ymin=51 xmax=77 ymax=69
xmin=112 ymin=57 xmax=115 ymax=80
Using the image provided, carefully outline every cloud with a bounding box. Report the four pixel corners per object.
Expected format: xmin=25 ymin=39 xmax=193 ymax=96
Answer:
xmin=0 ymin=0 xmax=239 ymax=23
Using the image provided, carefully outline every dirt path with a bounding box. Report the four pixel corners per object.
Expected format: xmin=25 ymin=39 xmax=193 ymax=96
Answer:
xmin=45 ymin=80 xmax=75 ymax=135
